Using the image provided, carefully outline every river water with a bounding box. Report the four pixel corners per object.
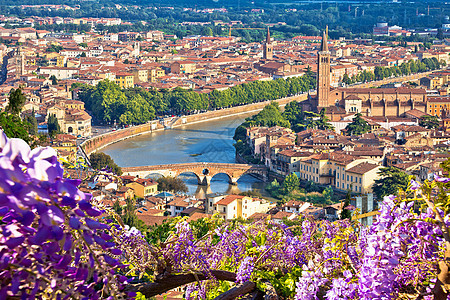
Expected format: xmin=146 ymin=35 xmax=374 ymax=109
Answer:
xmin=102 ymin=113 xmax=269 ymax=198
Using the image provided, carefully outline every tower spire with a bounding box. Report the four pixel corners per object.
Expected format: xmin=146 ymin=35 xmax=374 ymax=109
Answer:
xmin=263 ymin=27 xmax=273 ymax=60
xmin=320 ymin=26 xmax=329 ymax=52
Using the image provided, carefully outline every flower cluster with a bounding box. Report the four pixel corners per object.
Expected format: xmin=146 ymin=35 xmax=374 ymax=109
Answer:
xmin=325 ymin=270 xmax=357 ymax=300
xmin=1 ymin=131 xmax=448 ymax=300
xmin=236 ymin=256 xmax=255 ymax=284
xmin=294 ymin=262 xmax=327 ymax=300
xmin=0 ymin=130 xmax=131 ymax=299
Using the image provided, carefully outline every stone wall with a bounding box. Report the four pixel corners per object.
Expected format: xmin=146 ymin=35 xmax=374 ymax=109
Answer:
xmin=81 ymin=121 xmax=163 ymax=155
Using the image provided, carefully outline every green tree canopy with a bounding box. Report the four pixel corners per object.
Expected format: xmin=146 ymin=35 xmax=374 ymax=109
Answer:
xmin=345 ymin=113 xmax=370 ymax=136
xmin=89 ymin=152 xmax=122 ymax=175
xmin=47 ymin=114 xmax=60 ymax=137
xmin=419 ymin=115 xmax=440 ymax=129
xmin=6 ymin=87 xmax=26 ymax=115
xmin=156 ymin=176 xmax=188 ymax=194
xmin=50 ymin=75 xmax=58 ymax=85
xmin=282 ymin=173 xmax=300 ymax=194
xmin=0 ymin=112 xmax=31 ymax=143
xmin=372 ymin=167 xmax=409 ymax=199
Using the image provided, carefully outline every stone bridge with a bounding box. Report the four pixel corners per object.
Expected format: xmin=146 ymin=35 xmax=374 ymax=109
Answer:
xmin=122 ymin=162 xmax=268 ymax=186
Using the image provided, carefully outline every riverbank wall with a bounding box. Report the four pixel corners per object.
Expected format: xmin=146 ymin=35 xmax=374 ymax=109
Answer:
xmin=81 ymin=94 xmax=308 ymax=155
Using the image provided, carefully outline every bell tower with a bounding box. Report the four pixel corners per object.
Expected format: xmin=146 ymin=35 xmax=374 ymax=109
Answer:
xmin=16 ymin=47 xmax=25 ymax=79
xmin=263 ymin=27 xmax=273 ymax=60
xmin=316 ymin=27 xmax=330 ymax=109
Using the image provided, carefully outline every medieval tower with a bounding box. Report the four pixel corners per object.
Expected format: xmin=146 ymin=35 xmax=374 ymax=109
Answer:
xmin=263 ymin=27 xmax=273 ymax=60
xmin=16 ymin=47 xmax=25 ymax=79
xmin=316 ymin=27 xmax=330 ymax=108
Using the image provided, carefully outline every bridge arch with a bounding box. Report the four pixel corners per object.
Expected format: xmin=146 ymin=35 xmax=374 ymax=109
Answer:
xmin=177 ymin=171 xmax=204 ymax=186
xmin=144 ymin=172 xmax=165 ymax=179
xmin=121 ymin=163 xmax=268 ymax=186
xmin=211 ymin=172 xmax=234 ymax=184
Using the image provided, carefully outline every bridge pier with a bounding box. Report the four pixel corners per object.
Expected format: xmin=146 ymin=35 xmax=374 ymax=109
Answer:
xmin=229 ymin=178 xmax=239 ymax=185
xmin=198 ymin=175 xmax=212 ymax=186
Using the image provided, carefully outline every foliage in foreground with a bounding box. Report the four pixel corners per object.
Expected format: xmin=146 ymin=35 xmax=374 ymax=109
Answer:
xmin=1 ymin=129 xmax=449 ymax=299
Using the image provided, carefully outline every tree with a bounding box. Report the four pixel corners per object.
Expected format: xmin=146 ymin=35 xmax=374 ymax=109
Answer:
xmin=47 ymin=114 xmax=60 ymax=137
xmin=0 ymin=112 xmax=31 ymax=143
xmin=372 ymin=167 xmax=409 ymax=199
xmin=342 ymin=73 xmax=352 ymax=85
xmin=282 ymin=173 xmax=300 ymax=194
xmin=122 ymin=198 xmax=139 ymax=228
xmin=26 ymin=113 xmax=38 ymax=136
xmin=89 ymin=152 xmax=122 ymax=175
xmin=113 ymin=199 xmax=122 ymax=215
xmin=46 ymin=44 xmax=63 ymax=53
xmin=157 ymin=176 xmax=188 ymax=193
xmin=340 ymin=190 xmax=352 ymax=220
xmin=437 ymin=28 xmax=444 ymax=40
xmin=323 ymin=186 xmax=334 ymax=204
xmin=419 ymin=115 xmax=440 ymax=129
xmin=6 ymin=87 xmax=26 ymax=115
xmin=345 ymin=113 xmax=370 ymax=136
xmin=50 ymin=75 xmax=58 ymax=85
xmin=202 ymin=26 xmax=213 ymax=36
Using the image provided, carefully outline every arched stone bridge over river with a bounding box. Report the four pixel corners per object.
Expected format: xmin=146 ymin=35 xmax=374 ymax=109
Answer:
xmin=122 ymin=163 xmax=268 ymax=186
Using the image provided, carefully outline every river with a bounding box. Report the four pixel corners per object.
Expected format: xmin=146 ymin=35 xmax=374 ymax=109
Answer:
xmin=102 ymin=112 xmax=269 ymax=198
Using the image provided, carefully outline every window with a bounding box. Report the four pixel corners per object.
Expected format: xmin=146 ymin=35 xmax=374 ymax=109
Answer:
xmin=359 ymin=178 xmax=361 ymax=184
xmin=223 ymin=207 xmax=226 ymax=213
xmin=347 ymin=175 xmax=349 ymax=181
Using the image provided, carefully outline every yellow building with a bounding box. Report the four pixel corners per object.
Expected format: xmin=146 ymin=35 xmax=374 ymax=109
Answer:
xmin=298 ymin=152 xmax=381 ymax=194
xmin=148 ymin=67 xmax=165 ymax=82
xmin=56 ymin=55 xmax=66 ymax=67
xmin=344 ymin=162 xmax=381 ymax=194
xmin=126 ymin=178 xmax=158 ymax=198
xmin=170 ymin=61 xmax=196 ymax=74
xmin=62 ymin=100 xmax=85 ymax=110
xmin=427 ymin=96 xmax=450 ymax=117
xmin=115 ymin=72 xmax=134 ymax=88
xmin=131 ymin=69 xmax=148 ymax=83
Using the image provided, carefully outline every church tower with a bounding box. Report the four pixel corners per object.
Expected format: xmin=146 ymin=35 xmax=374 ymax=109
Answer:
xmin=16 ymin=47 xmax=25 ymax=79
xmin=316 ymin=27 xmax=330 ymax=109
xmin=263 ymin=27 xmax=273 ymax=60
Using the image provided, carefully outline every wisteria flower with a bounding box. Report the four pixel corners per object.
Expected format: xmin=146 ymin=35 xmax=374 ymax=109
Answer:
xmin=434 ymin=174 xmax=450 ymax=183
xmin=410 ymin=179 xmax=421 ymax=190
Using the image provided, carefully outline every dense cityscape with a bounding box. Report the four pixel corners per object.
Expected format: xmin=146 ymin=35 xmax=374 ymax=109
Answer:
xmin=1 ymin=0 xmax=450 ymax=299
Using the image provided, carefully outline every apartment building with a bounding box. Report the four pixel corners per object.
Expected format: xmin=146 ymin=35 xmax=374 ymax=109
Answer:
xmin=115 ymin=72 xmax=134 ymax=88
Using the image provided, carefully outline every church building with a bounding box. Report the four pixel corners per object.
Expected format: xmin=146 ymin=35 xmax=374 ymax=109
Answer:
xmin=309 ymin=28 xmax=428 ymax=119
